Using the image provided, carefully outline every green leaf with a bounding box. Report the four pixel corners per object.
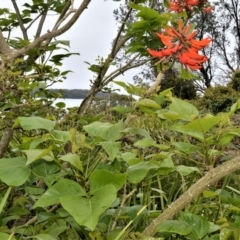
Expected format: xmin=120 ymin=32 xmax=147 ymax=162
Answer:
xmin=24 ymin=187 xmax=44 ymax=195
xmin=176 ymin=165 xmax=201 ymax=176
xmin=220 ymin=228 xmax=232 ymax=240
xmin=83 ymin=121 xmax=123 ymax=141
xmin=169 ymin=97 xmax=199 ymax=121
xmin=34 ymin=179 xmax=85 ymax=208
xmin=179 ymin=67 xmax=199 ymax=80
xmin=50 ymin=130 xmax=69 ymax=142
xmin=127 ymin=161 xmax=159 ymax=183
xmin=88 ymin=64 xmax=101 ymax=73
xmin=130 ymin=3 xmax=162 ymax=20
xmin=60 ymin=184 xmax=116 ymax=231
xmin=22 ymin=146 xmax=53 ymax=165
xmin=31 ymin=160 xmax=60 ymax=177
xmin=50 ymin=53 xmax=80 ymax=65
xmin=14 ymin=116 xmax=55 ymax=131
xmin=179 ymin=212 xmax=210 ymax=239
xmin=36 ymin=212 xmax=61 ymax=224
xmin=202 ymin=190 xmax=218 ymax=198
xmin=0 ymin=233 xmax=16 ymax=240
xmin=111 ymin=106 xmax=134 ymax=113
xmin=60 ymin=154 xmax=83 ymax=172
xmin=0 ymin=187 xmax=12 ymax=214
xmin=29 ymin=234 xmax=56 ymax=240
xmin=173 ymin=142 xmax=200 ymax=154
xmin=136 ymin=99 xmax=160 ymax=110
xmin=89 ymin=170 xmax=127 ymax=193
xmin=100 ymin=141 xmax=121 ymax=161
xmin=157 ymin=157 xmax=175 ymax=175
xmin=40 ymin=220 xmax=68 ymax=237
xmin=83 ymin=122 xmax=112 ymax=138
xmin=134 ymin=138 xmax=157 ymax=148
xmin=156 ymin=220 xmax=192 ymax=235
xmin=170 ymin=116 xmax=221 ymax=141
xmin=0 ymin=157 xmax=31 ymax=186
xmin=102 ymin=121 xmax=123 ymax=141
xmin=122 ymin=127 xmax=152 ymax=139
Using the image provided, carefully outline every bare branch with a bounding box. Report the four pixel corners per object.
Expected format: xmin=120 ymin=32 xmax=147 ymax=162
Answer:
xmin=111 ymin=6 xmax=133 ymax=57
xmin=26 ymin=13 xmax=42 ymax=31
xmin=35 ymin=10 xmax=48 ymax=39
xmin=11 ymin=0 xmax=91 ymax=61
xmin=52 ymin=0 xmax=73 ymax=31
xmin=142 ymin=155 xmax=240 ymax=237
xmin=103 ymin=59 xmax=149 ymax=86
xmin=144 ymin=71 xmax=164 ymax=98
xmin=0 ymin=128 xmax=13 ymax=158
xmin=11 ymin=0 xmax=28 ymax=40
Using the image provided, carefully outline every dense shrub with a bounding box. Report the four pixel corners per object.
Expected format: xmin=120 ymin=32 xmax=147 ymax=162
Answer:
xmin=192 ymin=85 xmax=240 ymax=114
xmin=229 ymin=70 xmax=240 ymax=91
xmin=160 ymin=69 xmax=197 ymax=100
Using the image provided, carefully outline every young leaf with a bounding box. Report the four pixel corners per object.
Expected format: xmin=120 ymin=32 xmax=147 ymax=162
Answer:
xmin=170 ymin=116 xmax=221 ymax=141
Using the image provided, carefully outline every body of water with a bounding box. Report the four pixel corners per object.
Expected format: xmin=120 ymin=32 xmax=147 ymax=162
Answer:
xmin=53 ymin=98 xmax=83 ymax=108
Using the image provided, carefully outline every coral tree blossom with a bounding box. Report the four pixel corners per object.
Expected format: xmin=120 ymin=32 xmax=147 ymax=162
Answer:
xmin=169 ymin=0 xmax=214 ymax=13
xmin=147 ymin=20 xmax=211 ymax=70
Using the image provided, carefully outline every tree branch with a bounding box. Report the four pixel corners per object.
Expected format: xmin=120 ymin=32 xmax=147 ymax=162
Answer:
xmin=142 ymin=155 xmax=240 ymax=237
xmin=11 ymin=0 xmax=28 ymax=40
xmin=111 ymin=6 xmax=133 ymax=57
xmin=11 ymin=0 xmax=91 ymax=61
xmin=0 ymin=128 xmax=13 ymax=158
xmin=144 ymin=71 xmax=164 ymax=98
xmin=35 ymin=10 xmax=48 ymax=39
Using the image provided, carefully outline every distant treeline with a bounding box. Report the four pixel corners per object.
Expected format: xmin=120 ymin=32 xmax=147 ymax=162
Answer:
xmin=49 ymin=89 xmax=109 ymax=99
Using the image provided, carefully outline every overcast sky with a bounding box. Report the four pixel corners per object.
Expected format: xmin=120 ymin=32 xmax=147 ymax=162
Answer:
xmin=3 ymin=0 xmax=138 ymax=90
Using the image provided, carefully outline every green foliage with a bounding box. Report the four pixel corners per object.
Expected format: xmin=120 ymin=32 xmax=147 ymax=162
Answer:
xmin=1 ymin=1 xmax=240 ymax=239
xmin=229 ymin=70 xmax=240 ymax=91
xmin=0 ymin=83 xmax=240 ymax=238
xmin=192 ymin=85 xmax=240 ymax=114
xmin=160 ymin=69 xmax=197 ymax=100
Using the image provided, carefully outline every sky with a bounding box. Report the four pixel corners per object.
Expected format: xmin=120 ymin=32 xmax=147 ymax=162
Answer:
xmin=2 ymin=0 xmax=139 ymax=90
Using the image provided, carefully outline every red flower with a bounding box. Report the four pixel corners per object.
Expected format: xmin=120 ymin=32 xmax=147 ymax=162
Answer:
xmin=203 ymin=6 xmax=214 ymax=12
xmin=168 ymin=0 xmax=214 ymax=13
xmin=147 ymin=20 xmax=211 ymax=70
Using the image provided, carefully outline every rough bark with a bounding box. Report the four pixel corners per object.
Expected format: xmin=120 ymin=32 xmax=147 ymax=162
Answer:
xmin=0 ymin=128 xmax=13 ymax=158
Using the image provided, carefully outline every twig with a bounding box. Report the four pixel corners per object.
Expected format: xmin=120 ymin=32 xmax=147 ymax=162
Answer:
xmin=11 ymin=0 xmax=28 ymax=40
xmin=111 ymin=184 xmax=137 ymax=231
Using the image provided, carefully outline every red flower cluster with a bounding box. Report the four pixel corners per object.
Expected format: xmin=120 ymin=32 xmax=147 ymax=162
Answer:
xmin=169 ymin=0 xmax=214 ymax=13
xmin=147 ymin=20 xmax=211 ymax=70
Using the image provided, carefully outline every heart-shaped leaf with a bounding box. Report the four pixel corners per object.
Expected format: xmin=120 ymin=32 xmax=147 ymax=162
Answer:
xmin=0 ymin=157 xmax=31 ymax=186
xmin=60 ymin=184 xmax=116 ymax=231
